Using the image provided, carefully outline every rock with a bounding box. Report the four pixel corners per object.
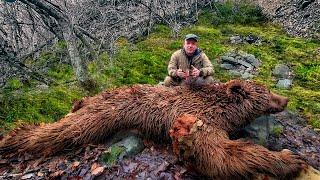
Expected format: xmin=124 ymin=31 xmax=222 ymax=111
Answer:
xmin=244 ymin=54 xmax=261 ymax=68
xmin=230 ymin=35 xmax=242 ymax=44
xmin=101 ymin=134 xmax=144 ymax=166
xmin=229 ymin=70 xmax=242 ymax=76
xmin=244 ymin=33 xmax=258 ymax=44
xmin=36 ymin=84 xmax=49 ymax=90
xmin=119 ymin=135 xmax=145 ymax=157
xmin=220 ymin=50 xmax=261 ymax=78
xmin=241 ymin=72 xmax=254 ymax=79
xmin=245 ymin=67 xmax=253 ymax=72
xmin=276 ymin=79 xmax=293 ymax=89
xmin=224 ymin=51 xmax=238 ymax=58
xmin=220 ymin=63 xmax=235 ymax=70
xmin=220 ymin=56 xmax=237 ymax=64
xmin=237 ymin=60 xmax=253 ymax=68
xmin=240 ymin=115 xmax=283 ymax=146
xmin=229 ymin=34 xmax=262 ymax=45
xmin=272 ymin=64 xmax=291 ymax=78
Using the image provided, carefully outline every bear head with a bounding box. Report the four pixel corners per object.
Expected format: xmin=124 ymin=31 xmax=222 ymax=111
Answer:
xmin=226 ymin=79 xmax=288 ymax=115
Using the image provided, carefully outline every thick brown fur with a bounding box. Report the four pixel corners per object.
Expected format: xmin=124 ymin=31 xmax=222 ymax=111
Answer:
xmin=0 ymin=80 xmax=305 ymax=179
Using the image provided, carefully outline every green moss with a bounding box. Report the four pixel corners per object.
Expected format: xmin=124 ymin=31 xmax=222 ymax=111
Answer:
xmin=271 ymin=125 xmax=284 ymax=137
xmin=310 ymin=118 xmax=320 ymax=129
xmin=5 ymin=78 xmax=23 ymax=90
xmin=101 ymin=146 xmax=125 ymax=166
xmin=0 ymin=85 xmax=83 ymax=131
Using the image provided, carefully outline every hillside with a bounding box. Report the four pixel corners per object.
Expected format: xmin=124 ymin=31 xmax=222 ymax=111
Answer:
xmin=0 ymin=1 xmax=320 ymax=179
xmin=252 ymin=0 xmax=320 ymax=38
xmin=1 ymin=2 xmax=319 ymax=132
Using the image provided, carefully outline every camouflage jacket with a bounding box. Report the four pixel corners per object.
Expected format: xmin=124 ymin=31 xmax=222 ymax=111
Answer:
xmin=168 ymin=49 xmax=214 ymax=78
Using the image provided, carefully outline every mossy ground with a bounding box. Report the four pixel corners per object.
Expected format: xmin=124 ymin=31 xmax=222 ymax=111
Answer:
xmin=0 ymin=2 xmax=319 ymax=132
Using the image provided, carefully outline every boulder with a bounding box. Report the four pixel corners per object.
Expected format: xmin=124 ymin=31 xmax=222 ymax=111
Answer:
xmin=272 ymin=64 xmax=291 ymax=78
xmin=276 ymin=79 xmax=293 ymax=89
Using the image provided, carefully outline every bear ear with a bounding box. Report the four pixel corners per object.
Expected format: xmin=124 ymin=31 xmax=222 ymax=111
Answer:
xmin=226 ymin=80 xmax=249 ymax=99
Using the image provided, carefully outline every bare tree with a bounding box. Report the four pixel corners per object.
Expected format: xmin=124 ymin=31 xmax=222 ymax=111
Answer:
xmin=0 ymin=0 xmax=215 ymax=88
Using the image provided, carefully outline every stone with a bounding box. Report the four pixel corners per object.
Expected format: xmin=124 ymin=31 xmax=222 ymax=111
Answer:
xmin=241 ymin=72 xmax=254 ymax=79
xmin=36 ymin=84 xmax=49 ymax=90
xmin=276 ymin=79 xmax=293 ymax=89
xmin=245 ymin=67 xmax=253 ymax=72
xmin=242 ymin=115 xmax=283 ymax=145
xmin=272 ymin=64 xmax=291 ymax=78
xmin=101 ymin=134 xmax=145 ymax=166
xmin=230 ymin=35 xmax=242 ymax=44
xmin=237 ymin=60 xmax=253 ymax=68
xmin=224 ymin=51 xmax=238 ymax=58
xmin=245 ymin=54 xmax=261 ymax=68
xmin=244 ymin=33 xmax=258 ymax=44
xmin=228 ymin=70 xmax=242 ymax=76
xmin=220 ymin=56 xmax=237 ymax=64
xmin=220 ymin=63 xmax=235 ymax=70
xmin=119 ymin=135 xmax=145 ymax=157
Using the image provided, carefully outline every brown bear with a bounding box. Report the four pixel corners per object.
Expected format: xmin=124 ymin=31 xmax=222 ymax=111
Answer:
xmin=0 ymin=80 xmax=305 ymax=179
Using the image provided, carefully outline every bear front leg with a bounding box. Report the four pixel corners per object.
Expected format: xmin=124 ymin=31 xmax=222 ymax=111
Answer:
xmin=190 ymin=128 xmax=306 ymax=179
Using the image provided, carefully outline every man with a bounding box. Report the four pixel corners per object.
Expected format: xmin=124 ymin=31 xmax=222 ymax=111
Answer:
xmin=164 ymin=34 xmax=215 ymax=86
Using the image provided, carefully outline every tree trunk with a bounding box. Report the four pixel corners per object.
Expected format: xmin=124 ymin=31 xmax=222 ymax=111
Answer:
xmin=61 ymin=23 xmax=91 ymax=87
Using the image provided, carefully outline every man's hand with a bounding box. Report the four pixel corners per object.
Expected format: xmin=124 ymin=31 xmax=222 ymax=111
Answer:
xmin=177 ymin=69 xmax=189 ymax=79
xmin=190 ymin=65 xmax=200 ymax=78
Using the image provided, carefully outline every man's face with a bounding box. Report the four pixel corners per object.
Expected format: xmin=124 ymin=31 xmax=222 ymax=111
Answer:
xmin=183 ymin=39 xmax=198 ymax=55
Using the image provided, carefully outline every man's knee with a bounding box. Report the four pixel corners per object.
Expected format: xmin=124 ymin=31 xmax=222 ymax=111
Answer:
xmin=164 ymin=76 xmax=173 ymax=86
xmin=201 ymin=76 xmax=216 ymax=85
xmin=164 ymin=76 xmax=181 ymax=86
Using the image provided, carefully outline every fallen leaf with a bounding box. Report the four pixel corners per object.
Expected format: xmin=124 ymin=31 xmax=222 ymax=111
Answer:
xmin=155 ymin=161 xmax=169 ymax=174
xmin=91 ymin=166 xmax=105 ymax=176
xmin=72 ymin=161 xmax=80 ymax=169
xmin=37 ymin=172 xmax=44 ymax=177
xmin=50 ymin=170 xmax=64 ymax=177
xmin=91 ymin=162 xmax=98 ymax=171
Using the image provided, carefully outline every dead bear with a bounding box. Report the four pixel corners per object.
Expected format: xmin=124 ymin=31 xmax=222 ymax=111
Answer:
xmin=0 ymin=80 xmax=305 ymax=179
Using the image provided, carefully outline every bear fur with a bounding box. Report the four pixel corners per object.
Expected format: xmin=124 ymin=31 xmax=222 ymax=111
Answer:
xmin=0 ymin=80 xmax=305 ymax=179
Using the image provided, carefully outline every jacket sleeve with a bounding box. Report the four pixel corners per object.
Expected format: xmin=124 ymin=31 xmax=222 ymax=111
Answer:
xmin=199 ymin=53 xmax=214 ymax=77
xmin=168 ymin=52 xmax=179 ymax=77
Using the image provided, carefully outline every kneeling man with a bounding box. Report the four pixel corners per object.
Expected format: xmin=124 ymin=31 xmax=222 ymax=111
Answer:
xmin=164 ymin=34 xmax=215 ymax=86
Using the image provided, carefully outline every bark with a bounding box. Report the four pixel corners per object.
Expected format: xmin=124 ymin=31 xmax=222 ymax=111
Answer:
xmin=61 ymin=22 xmax=92 ymax=87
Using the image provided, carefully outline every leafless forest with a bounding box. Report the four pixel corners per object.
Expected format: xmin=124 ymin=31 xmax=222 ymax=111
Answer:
xmin=0 ymin=0 xmax=215 ymax=88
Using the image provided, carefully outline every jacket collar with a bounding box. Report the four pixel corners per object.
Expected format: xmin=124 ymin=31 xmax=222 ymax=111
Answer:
xmin=182 ymin=48 xmax=202 ymax=59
